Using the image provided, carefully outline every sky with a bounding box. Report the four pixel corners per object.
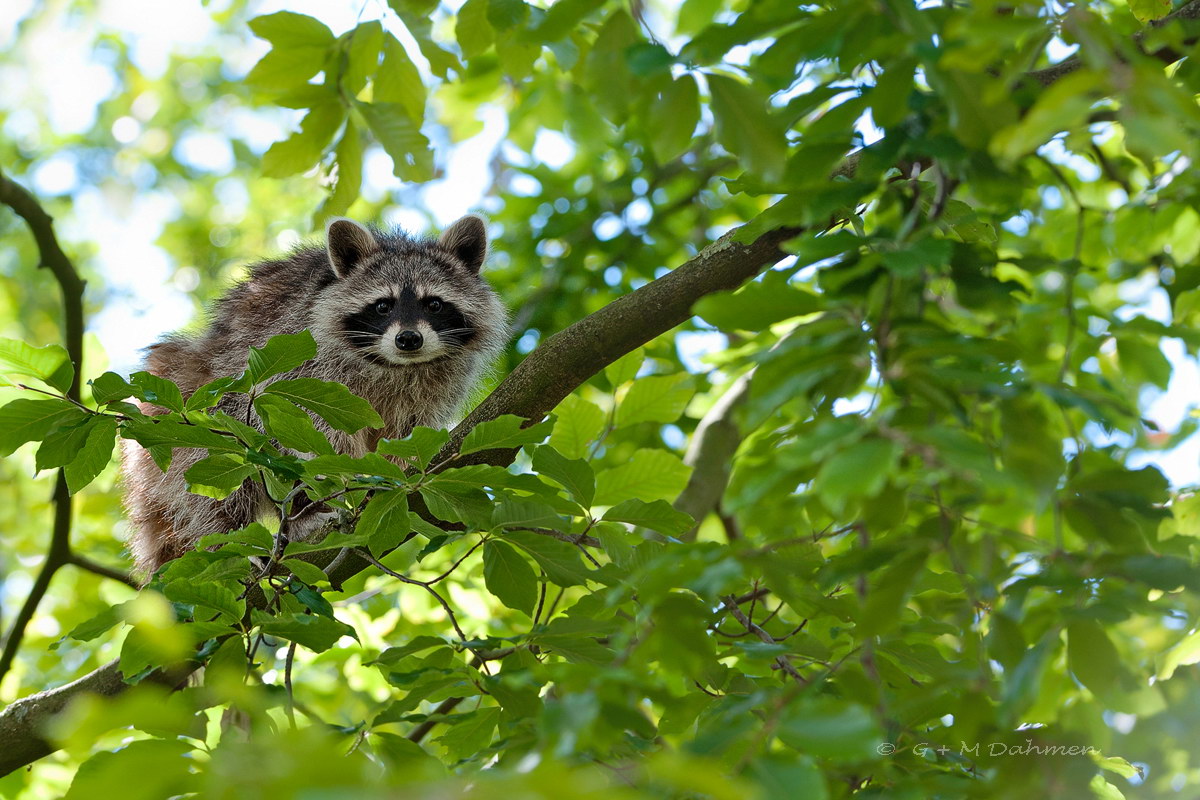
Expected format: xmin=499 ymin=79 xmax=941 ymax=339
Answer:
xmin=1 ymin=0 xmax=1197 ymax=488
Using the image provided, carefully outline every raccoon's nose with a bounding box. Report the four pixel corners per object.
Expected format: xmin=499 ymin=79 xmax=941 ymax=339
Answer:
xmin=396 ymin=330 xmax=424 ymax=352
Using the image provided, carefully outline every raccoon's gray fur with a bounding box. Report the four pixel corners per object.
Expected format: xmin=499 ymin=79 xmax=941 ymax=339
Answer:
xmin=122 ymin=215 xmax=507 ymax=578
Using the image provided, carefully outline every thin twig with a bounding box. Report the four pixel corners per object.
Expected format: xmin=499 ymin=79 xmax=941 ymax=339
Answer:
xmin=407 ymin=696 xmax=464 ymax=744
xmin=284 ymin=641 xmax=298 ymax=730
xmin=356 ymin=549 xmax=466 ymax=641
xmin=68 ymin=554 xmax=138 ymax=589
xmin=720 ymin=595 xmax=806 ymax=685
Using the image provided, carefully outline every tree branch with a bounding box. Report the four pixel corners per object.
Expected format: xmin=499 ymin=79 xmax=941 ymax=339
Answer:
xmin=673 ymin=371 xmax=754 ymax=540
xmin=0 ymin=168 xmax=88 ymax=685
xmin=438 ymin=222 xmax=801 ymax=468
xmin=68 ymin=554 xmax=139 ymax=590
xmin=1024 ymin=0 xmax=1200 ymax=86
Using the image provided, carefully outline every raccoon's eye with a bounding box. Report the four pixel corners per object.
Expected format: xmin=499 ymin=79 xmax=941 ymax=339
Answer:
xmin=426 ymin=298 xmax=443 ymax=314
xmin=373 ymin=299 xmax=393 ymax=315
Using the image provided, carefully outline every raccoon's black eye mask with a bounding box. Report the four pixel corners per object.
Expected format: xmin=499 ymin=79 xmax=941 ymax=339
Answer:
xmin=344 ymin=289 xmax=476 ymax=351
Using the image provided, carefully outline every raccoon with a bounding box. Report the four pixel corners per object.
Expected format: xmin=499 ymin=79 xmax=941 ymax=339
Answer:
xmin=121 ymin=215 xmax=507 ymax=578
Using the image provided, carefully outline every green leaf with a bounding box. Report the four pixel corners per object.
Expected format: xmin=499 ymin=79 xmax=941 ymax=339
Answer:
xmin=649 ymin=75 xmax=700 ymax=164
xmin=357 ymin=490 xmax=411 ymax=558
xmin=594 ymin=448 xmax=692 ymax=506
xmin=386 ymin=0 xmax=461 ymax=78
xmin=64 ymin=739 xmax=196 ymax=800
xmin=184 ymin=454 xmax=255 ymax=500
xmin=1067 ymin=619 xmax=1120 ymax=697
xmin=342 ymin=21 xmax=384 ymax=96
xmin=707 ymin=73 xmax=787 ymax=183
xmin=531 ymin=445 xmax=594 ymax=506
xmin=616 ymin=372 xmax=694 ymax=428
xmin=185 ymin=375 xmax=250 ymax=412
xmin=491 ymin=498 xmax=565 ymax=531
xmin=378 ymin=426 xmax=449 ymax=470
xmin=129 ymin=372 xmax=184 ymax=413
xmin=254 ymin=394 xmax=334 ymax=456
xmin=35 ymin=418 xmax=94 ymax=471
xmin=245 ymin=12 xmax=334 ymax=90
xmin=777 ymin=699 xmax=883 ymax=763
xmin=1093 ymin=755 xmax=1141 ymax=780
xmin=881 ymin=236 xmax=952 ymax=277
xmin=303 ymin=452 xmax=405 ymax=480
xmin=357 ymin=102 xmax=433 ymax=182
xmin=63 ymin=416 xmax=118 ymax=494
xmin=264 ymin=377 xmax=383 ymax=433
xmin=1129 ymin=0 xmax=1171 ymax=23
xmin=89 ymin=372 xmax=135 ymax=405
xmin=487 ymin=0 xmax=529 ymax=31
xmin=254 ymin=610 xmax=356 ymax=652
xmin=1159 ymin=629 xmax=1200 ymax=680
xmin=694 ymin=272 xmax=823 ymax=331
xmin=483 ymin=540 xmax=538 ymax=616
xmin=246 ymin=45 xmax=328 ymax=90
xmin=433 ymin=706 xmax=500 ymax=762
xmin=459 ymin=414 xmax=554 ymax=455
xmin=750 ymin=756 xmax=827 ymax=800
xmin=0 ymin=337 xmax=72 ymax=393
xmin=205 ymin=410 xmax=272 ymax=449
xmin=120 ymin=419 xmax=243 ymax=453
xmin=456 ymin=0 xmax=493 ymax=59
xmin=315 ymin=119 xmax=363 ymax=223
xmin=376 ymin=34 xmax=426 ymax=123
xmin=549 ymin=395 xmax=606 ymax=460
xmin=582 ymin=11 xmax=638 ymax=120
xmin=605 ymin=347 xmax=644 ymax=388
xmin=60 ymin=601 xmax=131 ymax=645
xmin=860 ymin=547 xmax=928 ymax=637
xmin=532 ymin=0 xmax=604 ymax=41
xmin=0 ymin=397 xmax=87 ymax=456
xmin=249 ymin=11 xmax=335 ymax=48
xmin=813 ymin=437 xmax=900 ymax=514
xmin=990 ymin=72 xmax=1103 ymax=164
xmin=677 ymin=0 xmax=723 ymax=36
xmin=163 ymin=579 xmax=245 ymax=623
xmin=197 ymin=523 xmax=274 ymax=553
xmin=602 ymin=499 xmax=694 ymax=537
xmin=371 ymin=635 xmax=449 ymax=666
xmin=505 ymin=530 xmax=591 ymax=587
xmin=262 ymin=102 xmax=346 ymax=178
xmin=282 ymin=558 xmax=329 ymax=586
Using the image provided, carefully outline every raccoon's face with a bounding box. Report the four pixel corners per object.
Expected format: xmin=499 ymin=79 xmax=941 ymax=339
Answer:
xmin=315 ymin=216 xmax=505 ymax=369
xmin=344 ymin=286 xmax=475 ymax=365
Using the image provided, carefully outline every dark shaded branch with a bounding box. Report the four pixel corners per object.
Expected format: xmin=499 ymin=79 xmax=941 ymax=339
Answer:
xmin=0 ymin=477 xmax=71 ymax=682
xmin=407 ymin=696 xmax=464 ymax=744
xmin=1024 ymin=0 xmax=1200 ymax=86
xmin=0 ymin=168 xmax=86 ymax=399
xmin=68 ymin=554 xmax=138 ymax=590
xmin=0 ymin=169 xmax=87 ymax=685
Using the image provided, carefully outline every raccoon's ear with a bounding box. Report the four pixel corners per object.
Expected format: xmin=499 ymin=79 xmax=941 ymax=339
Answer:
xmin=439 ymin=214 xmax=488 ymax=273
xmin=326 ymin=218 xmax=379 ymax=278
